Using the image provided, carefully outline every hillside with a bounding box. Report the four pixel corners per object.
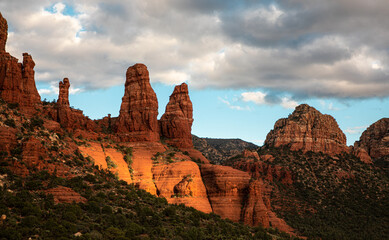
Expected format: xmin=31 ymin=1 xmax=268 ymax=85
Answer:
xmin=192 ymin=135 xmax=258 ymax=164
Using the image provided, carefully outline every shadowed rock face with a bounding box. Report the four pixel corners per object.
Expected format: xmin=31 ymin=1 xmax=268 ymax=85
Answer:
xmin=0 ymin=12 xmax=7 ymax=52
xmin=265 ymin=104 xmax=349 ymax=155
xmin=116 ymin=63 xmax=159 ymax=141
xmin=355 ymin=118 xmax=389 ymax=159
xmin=0 ymin=13 xmax=40 ymax=107
xmin=160 ymin=83 xmax=194 ymax=148
xmin=200 ymin=164 xmax=251 ymax=222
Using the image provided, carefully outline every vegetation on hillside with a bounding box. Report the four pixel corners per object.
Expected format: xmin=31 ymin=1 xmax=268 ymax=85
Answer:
xmin=233 ymin=146 xmax=389 ymax=240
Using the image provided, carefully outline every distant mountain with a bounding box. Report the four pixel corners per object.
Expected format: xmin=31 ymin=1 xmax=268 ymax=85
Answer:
xmin=192 ymin=135 xmax=258 ymax=164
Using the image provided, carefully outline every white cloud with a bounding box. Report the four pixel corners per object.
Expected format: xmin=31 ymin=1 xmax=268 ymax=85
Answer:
xmin=241 ymin=91 xmax=298 ymax=109
xmin=218 ymin=97 xmax=250 ymax=111
xmin=281 ymin=97 xmax=298 ymax=109
xmin=345 ymin=126 xmax=368 ymax=134
xmin=241 ymin=91 xmax=266 ymax=105
xmin=38 ymin=82 xmax=82 ymax=96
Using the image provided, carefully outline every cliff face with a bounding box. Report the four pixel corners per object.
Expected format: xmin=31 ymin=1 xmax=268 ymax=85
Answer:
xmin=160 ymin=83 xmax=194 ymax=148
xmin=0 ymin=13 xmax=40 ymax=108
xmin=200 ymin=164 xmax=251 ymax=222
xmin=0 ymin=12 xmax=7 ymax=52
xmin=115 ymin=64 xmax=159 ymax=142
xmin=265 ymin=104 xmax=349 ymax=155
xmin=355 ymin=118 xmax=389 ymax=160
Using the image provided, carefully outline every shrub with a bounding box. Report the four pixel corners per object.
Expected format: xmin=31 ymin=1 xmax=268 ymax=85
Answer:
xmin=4 ymin=119 xmax=16 ymax=128
xmin=106 ymin=156 xmax=117 ymax=169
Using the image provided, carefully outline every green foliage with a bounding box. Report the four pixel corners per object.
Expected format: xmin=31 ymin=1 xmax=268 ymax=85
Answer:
xmin=0 ymin=167 xmax=294 ymax=240
xmin=4 ymin=118 xmax=16 ymax=128
xmin=106 ymin=156 xmax=117 ymax=169
xmin=251 ymin=146 xmax=389 ymax=240
xmin=7 ymin=102 xmax=19 ymax=109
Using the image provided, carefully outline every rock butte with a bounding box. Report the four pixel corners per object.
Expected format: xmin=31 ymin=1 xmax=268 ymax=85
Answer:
xmin=265 ymin=104 xmax=349 ymax=156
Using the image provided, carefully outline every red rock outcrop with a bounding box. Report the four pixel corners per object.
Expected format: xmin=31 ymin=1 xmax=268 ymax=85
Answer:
xmin=56 ymin=78 xmax=96 ymax=130
xmin=58 ymin=78 xmax=70 ymax=106
xmin=116 ymin=63 xmax=159 ymax=142
xmin=242 ymin=149 xmax=260 ymax=160
xmin=160 ymin=83 xmax=193 ymax=148
xmin=45 ymin=186 xmax=87 ymax=204
xmin=200 ymin=164 xmax=250 ymax=222
xmin=0 ymin=126 xmax=17 ymax=154
xmin=242 ymin=180 xmax=270 ymax=227
xmin=355 ymin=118 xmax=389 ymax=160
xmin=0 ymin=12 xmax=7 ymax=52
xmin=152 ymin=161 xmax=212 ymax=213
xmin=265 ymin=104 xmax=349 ymax=155
xmin=0 ymin=13 xmax=40 ymax=108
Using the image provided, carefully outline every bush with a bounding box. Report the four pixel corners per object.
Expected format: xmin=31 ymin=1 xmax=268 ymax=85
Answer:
xmin=7 ymin=102 xmax=19 ymax=109
xmin=4 ymin=119 xmax=16 ymax=128
xmin=106 ymin=156 xmax=117 ymax=169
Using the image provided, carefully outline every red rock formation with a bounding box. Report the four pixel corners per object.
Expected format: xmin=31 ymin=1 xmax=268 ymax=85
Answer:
xmin=242 ymin=180 xmax=270 ymax=227
xmin=265 ymin=104 xmax=349 ymax=155
xmin=351 ymin=147 xmax=372 ymax=164
xmin=200 ymin=164 xmax=250 ymax=222
xmin=22 ymin=137 xmax=48 ymax=166
xmin=0 ymin=13 xmax=40 ymax=108
xmin=0 ymin=12 xmax=7 ymax=52
xmin=242 ymin=149 xmax=260 ymax=160
xmin=0 ymin=126 xmax=17 ymax=154
xmin=56 ymin=78 xmax=96 ymax=130
xmin=355 ymin=118 xmax=389 ymax=160
xmin=116 ymin=63 xmax=159 ymax=142
xmin=152 ymin=161 xmax=212 ymax=213
xmin=44 ymin=186 xmax=87 ymax=204
xmin=58 ymin=78 xmax=70 ymax=106
xmin=234 ymin=160 xmax=293 ymax=185
xmin=160 ymin=83 xmax=193 ymax=148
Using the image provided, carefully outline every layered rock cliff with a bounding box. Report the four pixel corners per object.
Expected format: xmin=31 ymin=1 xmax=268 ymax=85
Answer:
xmin=116 ymin=63 xmax=159 ymax=142
xmin=0 ymin=13 xmax=40 ymax=108
xmin=0 ymin=12 xmax=7 ymax=53
xmin=200 ymin=164 xmax=251 ymax=222
xmin=265 ymin=104 xmax=349 ymax=155
xmin=355 ymin=118 xmax=389 ymax=160
xmin=160 ymin=83 xmax=194 ymax=148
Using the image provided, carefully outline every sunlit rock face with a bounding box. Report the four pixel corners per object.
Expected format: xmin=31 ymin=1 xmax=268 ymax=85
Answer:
xmin=265 ymin=104 xmax=349 ymax=155
xmin=160 ymin=83 xmax=194 ymax=148
xmin=116 ymin=63 xmax=160 ymax=142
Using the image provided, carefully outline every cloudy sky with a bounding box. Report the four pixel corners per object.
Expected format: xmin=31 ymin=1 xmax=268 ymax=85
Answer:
xmin=1 ymin=0 xmax=388 ymax=145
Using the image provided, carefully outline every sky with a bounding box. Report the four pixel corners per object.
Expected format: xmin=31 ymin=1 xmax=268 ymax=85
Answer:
xmin=1 ymin=0 xmax=388 ymax=146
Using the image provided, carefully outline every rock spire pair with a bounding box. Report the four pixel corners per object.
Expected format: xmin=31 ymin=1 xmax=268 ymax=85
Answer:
xmin=116 ymin=63 xmax=194 ymax=148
